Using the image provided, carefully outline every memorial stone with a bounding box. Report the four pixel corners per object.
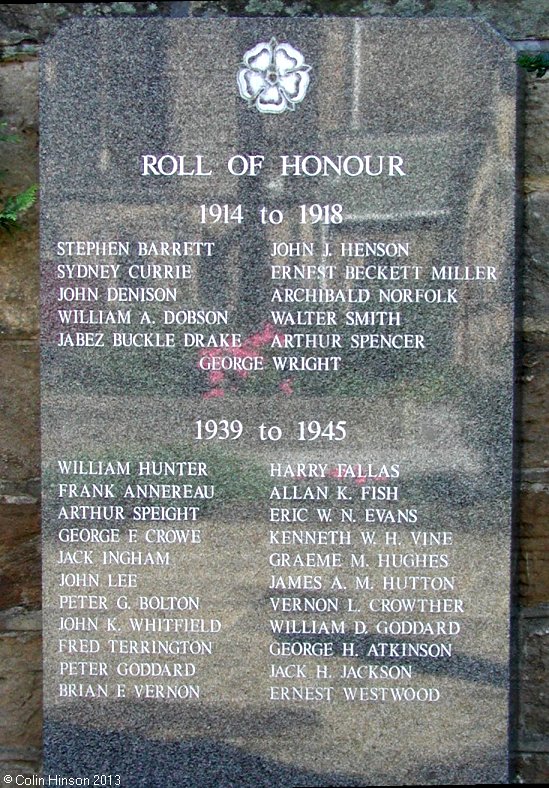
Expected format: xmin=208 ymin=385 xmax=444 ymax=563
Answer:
xmin=40 ymin=18 xmax=517 ymax=786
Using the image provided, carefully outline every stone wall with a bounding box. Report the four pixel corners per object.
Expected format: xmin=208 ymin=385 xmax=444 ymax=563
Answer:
xmin=0 ymin=1 xmax=547 ymax=781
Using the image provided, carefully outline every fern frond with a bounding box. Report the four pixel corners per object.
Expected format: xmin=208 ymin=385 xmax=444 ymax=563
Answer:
xmin=0 ymin=184 xmax=37 ymax=229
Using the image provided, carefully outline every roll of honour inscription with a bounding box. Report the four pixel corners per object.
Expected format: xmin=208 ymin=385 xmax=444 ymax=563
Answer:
xmin=41 ymin=19 xmax=516 ymax=787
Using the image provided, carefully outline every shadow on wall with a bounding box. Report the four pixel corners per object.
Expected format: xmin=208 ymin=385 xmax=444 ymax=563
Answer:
xmin=44 ymin=718 xmax=507 ymax=787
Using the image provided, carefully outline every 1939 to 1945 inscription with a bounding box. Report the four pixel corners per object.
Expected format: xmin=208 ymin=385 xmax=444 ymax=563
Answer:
xmin=40 ymin=18 xmax=517 ymax=787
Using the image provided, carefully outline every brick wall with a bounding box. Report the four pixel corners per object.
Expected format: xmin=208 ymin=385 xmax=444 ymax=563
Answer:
xmin=0 ymin=1 xmax=547 ymax=781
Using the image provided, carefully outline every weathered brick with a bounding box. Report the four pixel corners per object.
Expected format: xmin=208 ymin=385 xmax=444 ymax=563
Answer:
xmin=1 ymin=2 xmax=548 ymax=42
xmin=0 ymin=631 xmax=42 ymax=749
xmin=474 ymin=0 xmax=549 ymax=39
xmin=0 ymin=502 xmax=40 ymax=610
xmin=0 ymin=341 xmax=39 ymax=485
xmin=194 ymin=0 xmax=549 ymax=38
xmin=0 ymin=3 xmax=171 ymax=49
xmin=0 ymin=750 xmax=41 ymax=780
xmin=522 ymin=192 xmax=549 ymax=325
xmin=518 ymin=615 xmax=549 ymax=749
xmin=519 ymin=336 xmax=549 ymax=472
xmin=0 ymin=60 xmax=39 ymax=338
xmin=0 ymin=607 xmax=40 ymax=632
xmin=525 ymin=73 xmax=549 ymax=186
xmin=518 ymin=489 xmax=549 ymax=605
xmin=515 ymin=753 xmax=549 ymax=784
xmin=0 ymin=224 xmax=39 ymax=338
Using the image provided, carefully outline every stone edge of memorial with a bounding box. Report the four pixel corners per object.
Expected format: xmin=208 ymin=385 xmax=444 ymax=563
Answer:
xmin=0 ymin=1 xmax=548 ymax=782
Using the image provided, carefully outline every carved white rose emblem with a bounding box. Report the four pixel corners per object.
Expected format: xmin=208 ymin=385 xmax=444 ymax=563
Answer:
xmin=237 ymin=37 xmax=311 ymax=114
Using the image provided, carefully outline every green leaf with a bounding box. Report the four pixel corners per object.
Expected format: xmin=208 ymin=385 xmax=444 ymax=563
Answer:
xmin=0 ymin=120 xmax=19 ymax=144
xmin=517 ymin=53 xmax=549 ymax=78
xmin=0 ymin=184 xmax=37 ymax=230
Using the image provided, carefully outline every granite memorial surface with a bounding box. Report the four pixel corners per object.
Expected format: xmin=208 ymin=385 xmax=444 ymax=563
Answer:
xmin=40 ymin=18 xmax=517 ymax=786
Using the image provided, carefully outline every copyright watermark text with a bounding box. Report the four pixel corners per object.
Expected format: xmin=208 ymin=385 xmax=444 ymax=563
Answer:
xmin=4 ymin=776 xmax=121 ymax=786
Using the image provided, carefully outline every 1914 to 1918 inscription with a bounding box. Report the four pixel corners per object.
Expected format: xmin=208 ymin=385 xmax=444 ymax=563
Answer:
xmin=40 ymin=18 xmax=516 ymax=787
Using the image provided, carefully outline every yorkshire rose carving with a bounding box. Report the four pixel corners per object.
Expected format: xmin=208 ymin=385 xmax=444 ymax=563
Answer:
xmin=237 ymin=38 xmax=311 ymax=114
